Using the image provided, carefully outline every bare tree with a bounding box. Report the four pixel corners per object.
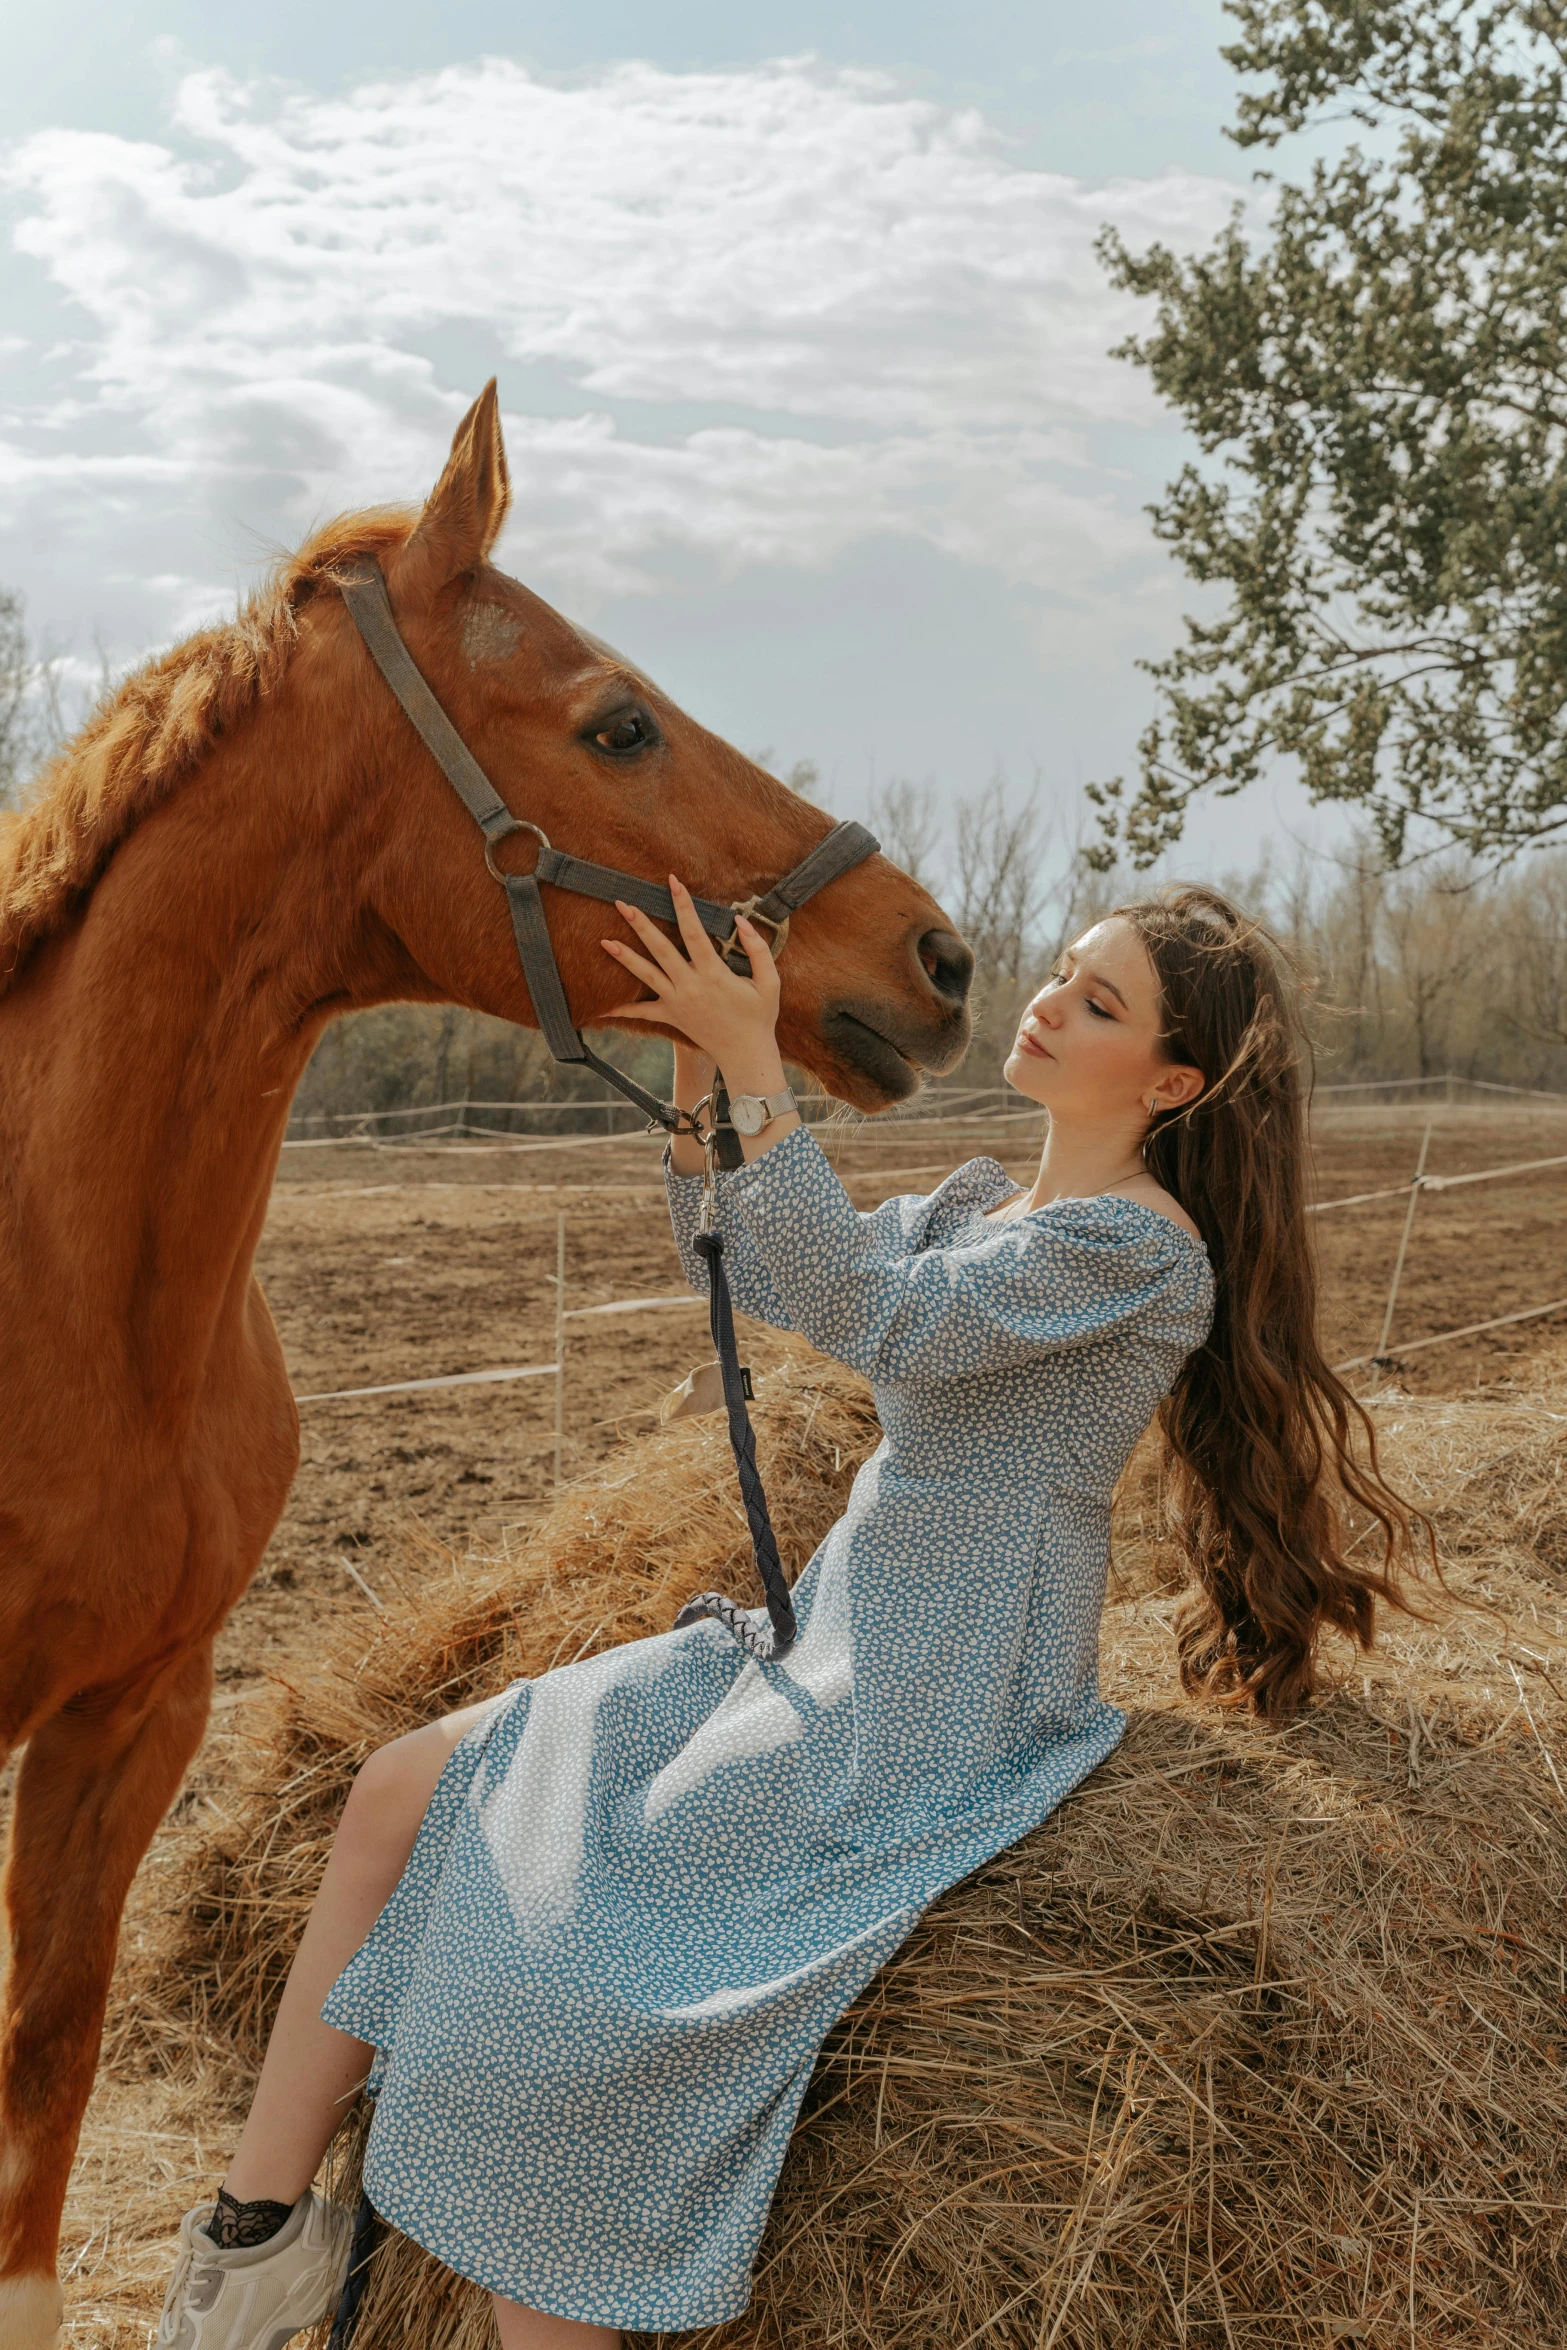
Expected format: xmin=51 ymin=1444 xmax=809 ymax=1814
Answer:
xmin=1507 ymin=856 xmax=1567 ymax=1047
xmin=920 ymin=773 xmax=1064 ymax=1089
xmin=865 ymin=777 xmax=941 ymax=890
xmin=750 ymin=750 xmax=821 ymax=802
xmin=432 ymin=1005 xmax=462 ymax=1105
xmin=0 ymin=593 xmax=37 ymax=805
xmin=954 ymin=773 xmax=1050 ymax=990
xmin=1382 ymin=870 xmax=1480 ymax=1080
xmin=0 ymin=590 xmax=66 ymax=806
xmin=1315 ymin=841 xmax=1388 ymax=1070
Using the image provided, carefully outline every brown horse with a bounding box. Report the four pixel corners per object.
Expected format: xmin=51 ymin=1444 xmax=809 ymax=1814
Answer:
xmin=0 ymin=385 xmax=971 ymax=2347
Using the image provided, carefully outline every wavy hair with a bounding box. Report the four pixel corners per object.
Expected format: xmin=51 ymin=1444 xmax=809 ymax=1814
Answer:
xmin=1118 ymin=884 xmax=1432 ymax=1717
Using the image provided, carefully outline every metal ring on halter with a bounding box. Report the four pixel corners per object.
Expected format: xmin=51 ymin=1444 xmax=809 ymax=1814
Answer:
xmin=724 ymin=900 xmax=791 ymax=960
xmin=484 ymin=818 xmax=552 ymax=885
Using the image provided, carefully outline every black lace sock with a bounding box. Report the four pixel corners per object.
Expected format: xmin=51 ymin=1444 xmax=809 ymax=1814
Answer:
xmin=204 ymin=2186 xmax=296 ymax=2249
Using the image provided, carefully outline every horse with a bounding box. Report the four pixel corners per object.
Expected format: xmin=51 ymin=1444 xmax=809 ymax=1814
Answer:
xmin=0 ymin=383 xmax=973 ymax=2349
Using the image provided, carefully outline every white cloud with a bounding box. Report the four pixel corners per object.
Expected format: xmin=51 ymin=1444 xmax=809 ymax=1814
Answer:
xmin=1 ymin=58 xmax=1242 ymax=613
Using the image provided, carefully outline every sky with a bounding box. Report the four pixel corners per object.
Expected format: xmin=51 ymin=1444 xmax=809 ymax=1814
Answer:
xmin=0 ymin=0 xmax=1331 ymax=882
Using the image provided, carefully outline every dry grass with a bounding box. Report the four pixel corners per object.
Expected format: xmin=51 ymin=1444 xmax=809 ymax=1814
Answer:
xmin=84 ymin=1343 xmax=1567 ymax=2349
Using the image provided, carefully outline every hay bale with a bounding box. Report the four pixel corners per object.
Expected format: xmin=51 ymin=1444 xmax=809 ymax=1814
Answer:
xmin=132 ymin=1343 xmax=1567 ymax=2347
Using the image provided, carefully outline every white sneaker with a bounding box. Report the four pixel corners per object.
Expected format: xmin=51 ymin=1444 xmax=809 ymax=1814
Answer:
xmin=154 ymin=2191 xmax=355 ymax=2350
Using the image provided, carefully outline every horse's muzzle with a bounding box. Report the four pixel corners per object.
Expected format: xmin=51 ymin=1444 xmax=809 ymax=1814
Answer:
xmin=822 ymin=926 xmax=975 ymax=1095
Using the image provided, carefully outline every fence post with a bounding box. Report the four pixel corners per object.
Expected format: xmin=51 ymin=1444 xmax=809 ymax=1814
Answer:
xmin=1369 ymin=1119 xmax=1434 ymax=1387
xmin=553 ymin=1211 xmax=566 ymax=1492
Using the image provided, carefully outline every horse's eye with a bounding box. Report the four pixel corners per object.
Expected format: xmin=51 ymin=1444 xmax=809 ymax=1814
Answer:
xmin=591 ymin=709 xmax=657 ymax=755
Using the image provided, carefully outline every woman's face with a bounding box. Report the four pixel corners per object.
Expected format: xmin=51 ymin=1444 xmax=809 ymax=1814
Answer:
xmin=1003 ymin=917 xmax=1204 ymax=1127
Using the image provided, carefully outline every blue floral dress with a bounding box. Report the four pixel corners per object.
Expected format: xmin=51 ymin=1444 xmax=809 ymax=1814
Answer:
xmin=322 ymin=1125 xmax=1214 ymax=2332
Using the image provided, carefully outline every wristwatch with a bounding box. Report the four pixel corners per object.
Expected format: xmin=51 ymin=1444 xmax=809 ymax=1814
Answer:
xmin=725 ymin=1086 xmax=798 ymax=1136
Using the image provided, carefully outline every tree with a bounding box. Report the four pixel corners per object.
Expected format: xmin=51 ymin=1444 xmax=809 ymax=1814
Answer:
xmin=750 ymin=750 xmax=822 ymax=801
xmin=865 ymin=777 xmax=943 ymax=890
xmin=953 ymin=775 xmax=1053 ymax=989
xmin=1 ymin=593 xmax=38 ymax=804
xmin=1507 ymin=852 xmax=1567 ymax=1041
xmin=1381 ymin=865 xmax=1481 ymax=1074
xmin=0 ymin=589 xmax=64 ymax=805
xmin=869 ymin=769 xmax=1057 ymax=992
xmin=1089 ymin=0 xmax=1567 ymax=869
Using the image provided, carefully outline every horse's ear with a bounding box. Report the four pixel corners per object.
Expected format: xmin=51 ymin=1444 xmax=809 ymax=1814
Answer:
xmin=393 ymin=381 xmax=511 ymax=603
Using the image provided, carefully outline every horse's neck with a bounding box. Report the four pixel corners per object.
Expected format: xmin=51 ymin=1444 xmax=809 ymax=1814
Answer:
xmin=3 ymin=728 xmax=402 ymax=1376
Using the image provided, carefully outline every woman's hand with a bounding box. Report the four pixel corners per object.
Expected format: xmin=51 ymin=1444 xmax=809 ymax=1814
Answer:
xmin=601 ymin=877 xmax=784 ymax=1089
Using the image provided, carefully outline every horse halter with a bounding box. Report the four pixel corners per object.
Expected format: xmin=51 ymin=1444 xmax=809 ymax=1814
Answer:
xmin=337 ymin=559 xmax=879 ymax=1142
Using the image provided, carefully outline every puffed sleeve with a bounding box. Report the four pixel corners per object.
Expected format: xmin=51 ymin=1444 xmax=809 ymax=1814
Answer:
xmin=689 ymin=1122 xmax=1212 ymax=1384
xmin=663 ymin=1145 xmax=797 ymax=1328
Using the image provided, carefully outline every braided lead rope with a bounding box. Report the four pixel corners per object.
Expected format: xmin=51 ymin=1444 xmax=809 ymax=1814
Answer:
xmin=325 ymin=2192 xmax=381 ymax=2350
xmin=674 ymin=1228 xmax=797 ymax=1661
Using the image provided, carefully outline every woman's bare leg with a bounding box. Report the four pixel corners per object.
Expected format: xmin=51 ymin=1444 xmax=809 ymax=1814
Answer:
xmin=491 ymin=2297 xmax=619 ymax=2349
xmin=222 ymin=1699 xmax=500 ymax=2203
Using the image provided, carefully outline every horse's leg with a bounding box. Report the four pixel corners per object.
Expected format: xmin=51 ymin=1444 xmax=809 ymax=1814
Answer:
xmin=0 ymin=1643 xmax=213 ymax=2350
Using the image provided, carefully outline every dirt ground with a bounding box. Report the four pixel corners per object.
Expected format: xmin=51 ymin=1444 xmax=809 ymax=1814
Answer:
xmin=40 ymin=1092 xmax=1567 ymax=2339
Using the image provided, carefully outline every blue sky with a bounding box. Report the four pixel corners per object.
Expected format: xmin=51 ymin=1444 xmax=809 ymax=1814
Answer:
xmin=2 ymin=1 xmax=1327 ymax=877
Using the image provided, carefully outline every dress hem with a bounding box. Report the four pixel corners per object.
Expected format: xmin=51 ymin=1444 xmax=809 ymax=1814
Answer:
xmin=359 ymin=2161 xmax=753 ymax=2335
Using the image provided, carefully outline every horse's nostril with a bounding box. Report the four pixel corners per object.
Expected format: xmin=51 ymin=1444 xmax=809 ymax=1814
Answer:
xmin=917 ymin=928 xmax=973 ymax=1006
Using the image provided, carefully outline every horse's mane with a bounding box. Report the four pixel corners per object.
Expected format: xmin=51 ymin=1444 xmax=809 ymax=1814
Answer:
xmin=0 ymin=507 xmax=418 ymax=996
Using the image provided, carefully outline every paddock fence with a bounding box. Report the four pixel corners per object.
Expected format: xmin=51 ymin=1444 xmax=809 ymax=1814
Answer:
xmin=280 ymin=1073 xmax=1567 ymax=1457
xmin=281 ymin=1070 xmax=1567 ymax=1152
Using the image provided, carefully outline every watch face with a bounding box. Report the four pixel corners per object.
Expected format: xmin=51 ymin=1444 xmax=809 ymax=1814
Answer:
xmin=730 ymin=1096 xmax=763 ymax=1134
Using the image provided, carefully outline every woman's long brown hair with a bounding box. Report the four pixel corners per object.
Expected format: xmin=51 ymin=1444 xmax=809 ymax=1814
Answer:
xmin=1119 ymin=884 xmax=1431 ymax=1717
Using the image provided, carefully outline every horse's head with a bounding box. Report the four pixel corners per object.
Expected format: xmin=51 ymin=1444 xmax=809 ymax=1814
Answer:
xmin=305 ymin=385 xmax=971 ymax=1107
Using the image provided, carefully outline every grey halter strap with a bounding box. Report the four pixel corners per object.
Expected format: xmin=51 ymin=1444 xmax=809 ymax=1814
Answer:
xmin=338 ymin=558 xmax=878 ymax=1137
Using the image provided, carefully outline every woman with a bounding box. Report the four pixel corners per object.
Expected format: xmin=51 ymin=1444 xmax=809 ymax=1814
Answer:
xmin=155 ymin=881 xmax=1423 ymax=2350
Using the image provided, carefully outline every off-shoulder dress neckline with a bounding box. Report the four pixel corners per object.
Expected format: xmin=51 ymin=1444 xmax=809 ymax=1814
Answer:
xmin=967 ymin=1158 xmax=1209 ymax=1260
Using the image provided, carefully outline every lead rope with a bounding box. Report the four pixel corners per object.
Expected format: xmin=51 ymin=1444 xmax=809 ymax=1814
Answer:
xmin=671 ymin=1104 xmax=797 ymax=1661
xmin=325 ymin=2194 xmax=382 ymax=2350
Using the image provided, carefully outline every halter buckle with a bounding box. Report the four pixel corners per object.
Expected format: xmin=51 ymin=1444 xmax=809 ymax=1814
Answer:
xmin=723 ymin=899 xmax=790 ymax=967
xmin=483 ymin=818 xmax=552 ymax=885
